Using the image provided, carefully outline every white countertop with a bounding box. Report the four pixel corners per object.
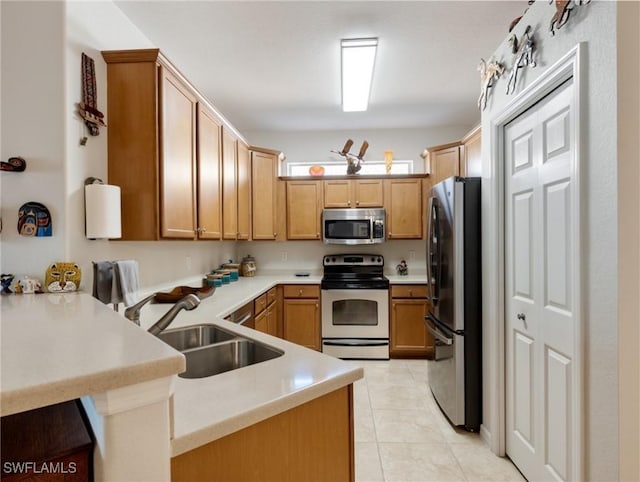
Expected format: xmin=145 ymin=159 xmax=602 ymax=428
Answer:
xmin=1 ymin=272 xmax=423 ymax=454
xmin=386 ymin=274 xmax=429 ymax=284
xmin=0 ymin=293 xmax=185 ymax=417
xmin=135 ymin=274 xmax=363 ymax=456
xmin=169 ymin=319 xmax=363 ymax=456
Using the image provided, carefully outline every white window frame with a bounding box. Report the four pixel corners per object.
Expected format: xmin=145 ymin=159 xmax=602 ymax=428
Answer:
xmin=285 ymin=159 xmax=414 ymax=176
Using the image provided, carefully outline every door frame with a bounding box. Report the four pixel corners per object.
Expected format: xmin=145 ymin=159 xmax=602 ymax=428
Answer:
xmin=484 ymin=43 xmax=584 ymax=480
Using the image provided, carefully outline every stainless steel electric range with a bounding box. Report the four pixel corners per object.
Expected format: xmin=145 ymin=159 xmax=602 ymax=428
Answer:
xmin=321 ymin=254 xmax=390 ymax=359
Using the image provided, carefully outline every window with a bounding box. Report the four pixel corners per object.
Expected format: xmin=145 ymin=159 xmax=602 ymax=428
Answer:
xmin=287 ymin=160 xmax=413 ymax=176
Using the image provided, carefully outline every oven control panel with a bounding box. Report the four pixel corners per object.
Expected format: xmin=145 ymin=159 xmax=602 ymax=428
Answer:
xmin=323 ymin=254 xmax=384 ymax=266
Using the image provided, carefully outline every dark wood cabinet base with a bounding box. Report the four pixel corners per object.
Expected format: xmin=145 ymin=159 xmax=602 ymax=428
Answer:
xmin=1 ymin=400 xmax=93 ymax=482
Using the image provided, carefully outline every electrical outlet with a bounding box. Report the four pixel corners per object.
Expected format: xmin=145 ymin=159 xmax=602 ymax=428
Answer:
xmin=409 ymin=250 xmax=416 ymax=261
xmin=186 ymin=255 xmax=192 ymax=270
xmin=281 ymin=251 xmax=288 ymax=262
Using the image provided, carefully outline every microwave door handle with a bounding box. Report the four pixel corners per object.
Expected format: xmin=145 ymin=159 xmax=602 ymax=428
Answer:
xmin=370 ymin=217 xmax=374 ymax=241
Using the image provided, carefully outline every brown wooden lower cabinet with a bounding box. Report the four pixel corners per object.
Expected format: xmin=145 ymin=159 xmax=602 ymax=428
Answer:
xmin=254 ymin=287 xmax=280 ymax=337
xmin=171 ymin=385 xmax=354 ymax=482
xmin=390 ymin=285 xmax=434 ymax=358
xmin=283 ymin=284 xmax=321 ymax=351
xmin=1 ymin=400 xmax=93 ymax=482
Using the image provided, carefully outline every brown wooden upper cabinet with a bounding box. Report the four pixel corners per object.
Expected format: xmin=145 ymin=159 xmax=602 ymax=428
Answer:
xmin=461 ymin=125 xmax=482 ymax=177
xmin=103 ymin=48 xmax=231 ymax=241
xmin=196 ymin=105 xmax=223 ymax=239
xmin=423 ymin=125 xmax=481 ymax=185
xmin=251 ymin=147 xmax=283 ymax=241
xmin=237 ymin=140 xmax=251 ymax=240
xmin=221 ymin=128 xmax=238 ymax=240
xmin=323 ymin=179 xmax=383 ymax=208
xmin=222 ymin=134 xmax=252 ymax=241
xmin=286 ymin=180 xmax=323 ymax=240
xmin=102 ymin=50 xmax=193 ymax=239
xmin=383 ymin=178 xmax=423 ymax=239
xmin=428 ymin=143 xmax=462 ymax=186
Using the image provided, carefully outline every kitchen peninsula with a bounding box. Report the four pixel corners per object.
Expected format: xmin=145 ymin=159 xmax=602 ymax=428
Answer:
xmin=1 ymin=275 xmax=364 ymax=482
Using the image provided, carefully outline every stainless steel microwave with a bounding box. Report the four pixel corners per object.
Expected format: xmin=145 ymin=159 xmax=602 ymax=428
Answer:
xmin=322 ymin=208 xmax=386 ymax=245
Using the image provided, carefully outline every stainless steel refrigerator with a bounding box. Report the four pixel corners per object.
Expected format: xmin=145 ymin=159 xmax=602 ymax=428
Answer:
xmin=425 ymin=176 xmax=482 ymax=432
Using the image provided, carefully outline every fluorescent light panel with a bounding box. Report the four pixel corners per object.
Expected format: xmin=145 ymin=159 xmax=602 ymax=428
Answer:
xmin=341 ymin=38 xmax=378 ymax=112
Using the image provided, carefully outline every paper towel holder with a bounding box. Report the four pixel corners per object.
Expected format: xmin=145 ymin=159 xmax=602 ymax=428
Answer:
xmin=84 ymin=177 xmax=122 ymax=240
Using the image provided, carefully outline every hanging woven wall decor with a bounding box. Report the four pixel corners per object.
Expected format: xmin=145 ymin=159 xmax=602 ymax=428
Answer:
xmin=77 ymin=53 xmax=106 ymax=137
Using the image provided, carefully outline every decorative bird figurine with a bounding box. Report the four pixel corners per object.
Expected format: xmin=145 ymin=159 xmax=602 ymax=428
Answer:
xmin=331 ymin=139 xmax=369 ymax=174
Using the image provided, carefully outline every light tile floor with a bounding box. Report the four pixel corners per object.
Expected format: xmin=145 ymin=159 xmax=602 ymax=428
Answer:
xmin=350 ymin=359 xmax=526 ymax=482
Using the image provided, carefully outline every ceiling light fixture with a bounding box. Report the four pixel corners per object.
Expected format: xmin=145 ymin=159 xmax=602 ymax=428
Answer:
xmin=341 ymin=38 xmax=378 ymax=112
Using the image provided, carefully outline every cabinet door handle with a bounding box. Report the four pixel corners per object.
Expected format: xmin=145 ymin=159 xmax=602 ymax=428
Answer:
xmin=409 ymin=290 xmax=413 ymax=296
xmin=347 ymin=200 xmax=351 ymax=206
xmin=298 ymin=289 xmax=303 ymax=296
xmin=356 ymin=200 xmax=360 ymax=206
xmin=316 ymin=233 xmax=320 ymax=238
xmin=273 ymin=233 xmax=277 ymax=237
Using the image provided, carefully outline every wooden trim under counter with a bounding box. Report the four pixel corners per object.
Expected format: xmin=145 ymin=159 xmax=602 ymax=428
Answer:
xmin=171 ymin=385 xmax=355 ymax=482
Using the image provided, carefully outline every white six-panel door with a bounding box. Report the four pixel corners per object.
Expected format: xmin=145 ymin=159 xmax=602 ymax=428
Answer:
xmin=505 ymin=78 xmax=576 ymax=482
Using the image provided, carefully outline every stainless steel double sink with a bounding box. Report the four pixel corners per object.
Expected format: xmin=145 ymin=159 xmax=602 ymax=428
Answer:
xmin=158 ymin=324 xmax=283 ymax=379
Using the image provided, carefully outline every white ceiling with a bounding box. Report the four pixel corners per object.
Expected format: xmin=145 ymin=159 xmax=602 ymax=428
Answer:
xmin=115 ymin=1 xmax=526 ymax=132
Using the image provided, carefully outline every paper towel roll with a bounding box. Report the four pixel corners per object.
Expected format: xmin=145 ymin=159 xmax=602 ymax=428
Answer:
xmin=85 ymin=183 xmax=122 ymax=239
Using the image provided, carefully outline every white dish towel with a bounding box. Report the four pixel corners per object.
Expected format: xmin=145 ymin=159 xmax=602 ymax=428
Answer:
xmin=112 ymin=260 xmax=140 ymax=307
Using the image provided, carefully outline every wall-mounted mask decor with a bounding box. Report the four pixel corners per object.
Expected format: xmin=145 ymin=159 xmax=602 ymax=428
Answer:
xmin=18 ymin=202 xmax=52 ymax=237
xmin=1 ymin=156 xmax=27 ymax=172
xmin=550 ymin=0 xmax=591 ymax=36
xmin=76 ymin=53 xmax=106 ymax=138
xmin=45 ymin=262 xmax=82 ymax=293
xmin=478 ymin=58 xmax=505 ymax=111
xmin=506 ymin=25 xmax=537 ymax=95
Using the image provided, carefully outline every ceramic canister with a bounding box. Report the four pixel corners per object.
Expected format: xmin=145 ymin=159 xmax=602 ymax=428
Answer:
xmin=223 ymin=263 xmax=240 ymax=281
xmin=215 ymin=270 xmax=231 ymax=284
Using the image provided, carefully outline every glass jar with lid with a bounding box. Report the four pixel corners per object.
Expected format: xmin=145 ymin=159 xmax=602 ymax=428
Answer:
xmin=240 ymin=255 xmax=257 ymax=277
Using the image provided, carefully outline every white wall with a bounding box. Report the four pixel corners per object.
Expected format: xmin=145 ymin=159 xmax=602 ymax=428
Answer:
xmin=245 ymin=126 xmax=470 ymax=175
xmin=63 ymin=1 xmax=235 ymax=289
xmin=0 ymin=1 xmax=235 ymax=291
xmin=480 ymin=1 xmax=619 ymax=480
xmin=1 ymin=1 xmax=67 ymax=276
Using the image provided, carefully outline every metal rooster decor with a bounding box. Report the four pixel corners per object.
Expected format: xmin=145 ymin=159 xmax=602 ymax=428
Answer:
xmin=550 ymin=0 xmax=591 ymax=35
xmin=477 ymin=58 xmax=505 ymax=111
xmin=506 ymin=25 xmax=537 ymax=95
xmin=331 ymin=139 xmax=369 ymax=174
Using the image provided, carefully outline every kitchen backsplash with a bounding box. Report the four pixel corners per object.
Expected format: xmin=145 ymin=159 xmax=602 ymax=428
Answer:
xmin=235 ymin=240 xmax=426 ymax=276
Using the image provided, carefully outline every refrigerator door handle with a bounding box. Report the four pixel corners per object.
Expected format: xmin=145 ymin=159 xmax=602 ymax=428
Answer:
xmin=427 ymin=196 xmax=434 ymax=288
xmin=425 ymin=315 xmax=453 ymax=345
xmin=429 ymin=198 xmax=441 ymax=304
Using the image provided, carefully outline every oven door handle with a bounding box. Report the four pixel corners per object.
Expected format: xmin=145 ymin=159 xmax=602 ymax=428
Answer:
xmin=424 ymin=316 xmax=453 ymax=346
xmin=323 ymin=340 xmax=390 ymax=347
